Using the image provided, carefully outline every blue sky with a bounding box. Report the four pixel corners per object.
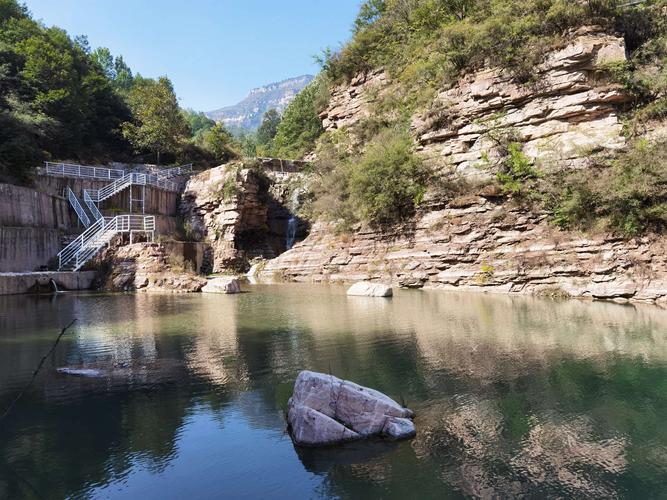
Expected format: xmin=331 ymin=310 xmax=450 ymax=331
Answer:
xmin=23 ymin=0 xmax=361 ymax=111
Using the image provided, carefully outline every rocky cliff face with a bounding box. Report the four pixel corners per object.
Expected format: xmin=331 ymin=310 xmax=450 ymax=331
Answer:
xmin=180 ymin=159 xmax=308 ymax=272
xmin=206 ymin=75 xmax=314 ymax=131
xmin=96 ymin=242 xmax=208 ymax=292
xmin=262 ymin=28 xmax=667 ymax=304
xmin=321 ymin=27 xmax=629 ymax=175
xmin=264 ymin=197 xmax=667 ymax=303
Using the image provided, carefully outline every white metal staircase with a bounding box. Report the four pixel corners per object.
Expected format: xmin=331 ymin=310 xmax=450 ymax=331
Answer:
xmin=66 ymin=187 xmax=92 ymax=228
xmin=45 ymin=161 xmax=193 ymax=272
xmin=58 ymin=215 xmax=156 ymax=271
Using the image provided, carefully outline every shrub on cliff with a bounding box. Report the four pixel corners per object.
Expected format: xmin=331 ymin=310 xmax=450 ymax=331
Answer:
xmin=324 ymin=0 xmax=666 ymax=87
xmin=548 ymin=139 xmax=667 ymax=236
xmin=310 ymin=128 xmax=429 ymax=228
xmin=348 ymin=128 xmax=429 ymax=225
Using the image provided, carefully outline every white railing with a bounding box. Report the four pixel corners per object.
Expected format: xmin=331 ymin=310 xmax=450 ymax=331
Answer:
xmin=66 ymin=187 xmax=91 ymax=228
xmin=84 ymin=172 xmax=179 ymax=203
xmin=158 ymin=163 xmax=193 ymax=179
xmin=58 ymin=215 xmax=156 ymax=271
xmin=83 ymin=190 xmax=103 ymax=221
xmin=46 ymin=161 xmax=125 ymax=180
xmin=44 ymin=162 xmax=181 ymax=192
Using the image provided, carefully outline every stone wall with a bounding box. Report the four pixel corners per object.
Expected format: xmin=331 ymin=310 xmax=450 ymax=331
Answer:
xmin=0 ymin=182 xmax=73 ymax=229
xmin=0 ymin=183 xmax=74 ymax=271
xmin=0 ymin=271 xmax=96 ymax=295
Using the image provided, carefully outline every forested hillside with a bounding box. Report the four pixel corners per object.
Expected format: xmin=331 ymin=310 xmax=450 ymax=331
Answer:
xmin=0 ymin=0 xmax=237 ymax=184
xmin=271 ymin=0 xmax=667 ymax=236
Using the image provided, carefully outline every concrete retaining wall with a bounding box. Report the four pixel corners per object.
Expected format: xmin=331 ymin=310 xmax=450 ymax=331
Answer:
xmin=0 ymin=183 xmax=73 ymax=229
xmin=0 ymin=227 xmax=61 ymax=272
xmin=0 ymin=271 xmax=96 ymax=295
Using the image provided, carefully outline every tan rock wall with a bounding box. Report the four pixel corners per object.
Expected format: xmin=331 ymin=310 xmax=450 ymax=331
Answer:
xmin=260 ymin=27 xmax=667 ymax=303
xmin=180 ymin=163 xmax=306 ymax=272
xmin=263 ymin=196 xmax=667 ymax=304
xmin=320 ymin=27 xmax=629 ymax=177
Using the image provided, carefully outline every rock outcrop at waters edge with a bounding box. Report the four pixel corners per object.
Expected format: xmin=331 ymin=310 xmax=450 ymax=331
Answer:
xmin=264 ymin=204 xmax=667 ymax=303
xmin=180 ymin=159 xmax=307 ymax=273
xmin=96 ymin=242 xmax=207 ymax=292
xmin=288 ymin=371 xmax=415 ymax=447
xmin=260 ymin=27 xmax=667 ymax=304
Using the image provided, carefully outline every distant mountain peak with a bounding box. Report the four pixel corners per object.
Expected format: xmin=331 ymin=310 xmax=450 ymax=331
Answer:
xmin=206 ymin=75 xmax=314 ymax=131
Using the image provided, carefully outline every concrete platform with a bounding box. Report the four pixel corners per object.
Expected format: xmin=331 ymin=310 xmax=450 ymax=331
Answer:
xmin=0 ymin=271 xmax=97 ymax=295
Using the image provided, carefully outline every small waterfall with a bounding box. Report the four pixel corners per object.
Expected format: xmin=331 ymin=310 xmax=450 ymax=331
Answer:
xmin=286 ymin=217 xmax=297 ymax=250
xmin=285 ymin=188 xmax=301 ymax=250
xmin=49 ymin=278 xmax=60 ymax=293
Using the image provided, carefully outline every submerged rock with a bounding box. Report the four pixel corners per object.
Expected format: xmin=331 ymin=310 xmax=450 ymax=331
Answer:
xmin=287 ymin=370 xmax=415 ymax=447
xmin=57 ymin=368 xmax=105 ymax=378
xmin=346 ymin=282 xmax=393 ymax=297
xmin=201 ymin=277 xmax=241 ymax=294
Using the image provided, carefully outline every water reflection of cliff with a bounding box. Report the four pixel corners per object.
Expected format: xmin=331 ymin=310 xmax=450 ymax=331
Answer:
xmin=0 ymin=287 xmax=665 ymax=498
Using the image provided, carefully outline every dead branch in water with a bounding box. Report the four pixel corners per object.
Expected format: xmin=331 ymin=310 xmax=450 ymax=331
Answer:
xmin=0 ymin=319 xmax=77 ymax=423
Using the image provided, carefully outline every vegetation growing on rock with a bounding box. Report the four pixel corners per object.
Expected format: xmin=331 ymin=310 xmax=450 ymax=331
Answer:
xmin=273 ymin=0 xmax=667 ymax=235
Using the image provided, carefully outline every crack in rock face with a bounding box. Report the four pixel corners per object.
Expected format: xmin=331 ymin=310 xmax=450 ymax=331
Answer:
xmin=287 ymin=370 xmax=415 ymax=447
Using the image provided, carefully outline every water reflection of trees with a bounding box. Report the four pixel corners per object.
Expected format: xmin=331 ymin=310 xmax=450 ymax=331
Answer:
xmin=0 ymin=288 xmax=666 ymax=498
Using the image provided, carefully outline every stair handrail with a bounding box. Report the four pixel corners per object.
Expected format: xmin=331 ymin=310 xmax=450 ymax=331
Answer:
xmin=83 ymin=190 xmax=103 ymax=221
xmin=46 ymin=161 xmax=125 ymax=180
xmin=84 ymin=172 xmax=178 ymax=204
xmin=58 ymin=214 xmax=157 ymax=270
xmin=157 ymin=163 xmax=193 ymax=179
xmin=58 ymin=217 xmax=106 ymax=269
xmin=66 ymin=187 xmax=91 ymax=228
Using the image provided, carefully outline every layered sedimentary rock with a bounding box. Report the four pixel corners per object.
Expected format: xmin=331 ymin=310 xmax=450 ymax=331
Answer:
xmin=264 ymin=196 xmax=667 ymax=303
xmin=261 ymin=28 xmax=667 ymax=303
xmin=321 ymin=27 xmax=629 ymax=176
xmin=96 ymin=242 xmax=207 ymax=292
xmin=180 ymin=161 xmax=307 ymax=272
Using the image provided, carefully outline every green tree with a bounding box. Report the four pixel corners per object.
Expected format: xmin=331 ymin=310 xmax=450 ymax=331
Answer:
xmin=256 ymin=108 xmax=281 ymax=151
xmin=237 ymin=130 xmax=258 ymax=157
xmin=113 ymin=55 xmax=133 ymax=91
xmin=121 ymin=76 xmax=189 ymax=164
xmin=182 ymin=109 xmax=215 ymax=141
xmin=201 ymin=122 xmax=238 ymax=162
xmin=273 ymin=81 xmax=324 ymax=158
xmin=91 ymin=47 xmax=115 ymax=79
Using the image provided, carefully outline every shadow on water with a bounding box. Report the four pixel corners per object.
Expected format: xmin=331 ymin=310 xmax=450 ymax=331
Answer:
xmin=0 ymin=286 xmax=666 ymax=498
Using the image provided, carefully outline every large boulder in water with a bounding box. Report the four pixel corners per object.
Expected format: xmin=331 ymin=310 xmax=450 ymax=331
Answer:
xmin=287 ymin=370 xmax=415 ymax=447
xmin=201 ymin=277 xmax=241 ymax=294
xmin=346 ymin=281 xmax=393 ymax=297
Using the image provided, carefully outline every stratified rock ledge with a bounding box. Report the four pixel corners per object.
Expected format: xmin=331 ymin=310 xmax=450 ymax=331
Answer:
xmin=287 ymin=370 xmax=415 ymax=447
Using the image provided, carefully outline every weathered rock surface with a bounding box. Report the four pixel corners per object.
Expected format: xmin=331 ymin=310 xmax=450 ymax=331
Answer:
xmin=96 ymin=242 xmax=207 ymax=292
xmin=180 ymin=161 xmax=308 ymax=273
xmin=261 ymin=27 xmax=667 ymax=304
xmin=287 ymin=370 xmax=415 ymax=447
xmin=201 ymin=276 xmax=241 ymax=294
xmin=263 ymin=198 xmax=667 ymax=304
xmin=322 ymin=27 xmax=629 ymax=177
xmin=347 ymin=281 xmax=393 ymax=297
